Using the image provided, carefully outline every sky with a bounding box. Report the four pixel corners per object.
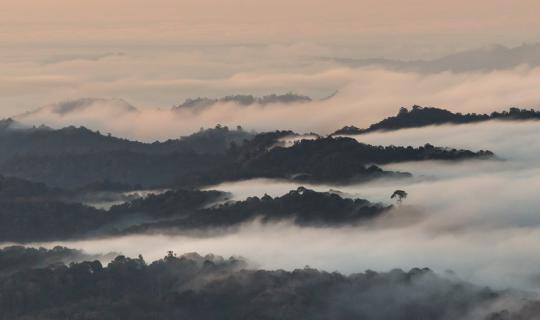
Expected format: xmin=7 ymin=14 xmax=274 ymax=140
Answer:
xmin=3 ymin=0 xmax=540 ymax=47
xmin=3 ymin=0 xmax=540 ymax=136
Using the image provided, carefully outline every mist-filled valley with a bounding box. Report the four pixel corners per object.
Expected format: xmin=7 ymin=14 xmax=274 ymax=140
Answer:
xmin=2 ymin=106 xmax=540 ymax=319
xmin=6 ymin=119 xmax=535 ymax=290
xmin=5 ymin=1 xmax=540 ymax=318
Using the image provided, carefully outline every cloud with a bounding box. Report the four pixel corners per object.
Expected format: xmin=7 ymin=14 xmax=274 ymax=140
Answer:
xmin=9 ymin=66 xmax=540 ymax=141
xmin=20 ymin=98 xmax=137 ymax=117
xmin=69 ymin=120 xmax=540 ymax=292
xmin=329 ymin=43 xmax=540 ymax=73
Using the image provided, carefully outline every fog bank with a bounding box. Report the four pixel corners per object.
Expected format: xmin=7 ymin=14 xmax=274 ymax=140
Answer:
xmin=12 ymin=66 xmax=540 ymax=141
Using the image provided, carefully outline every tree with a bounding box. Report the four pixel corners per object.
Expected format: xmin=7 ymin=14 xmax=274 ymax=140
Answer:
xmin=391 ymin=190 xmax=408 ymax=204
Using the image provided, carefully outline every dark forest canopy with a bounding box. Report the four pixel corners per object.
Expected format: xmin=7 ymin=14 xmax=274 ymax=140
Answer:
xmin=0 ymin=121 xmax=254 ymax=161
xmin=0 ymin=175 xmax=61 ymax=200
xmin=118 ymin=187 xmax=392 ymax=235
xmin=109 ymin=189 xmax=227 ymax=219
xmin=0 ymin=116 xmax=493 ymax=188
xmin=0 ymin=200 xmax=110 ymax=242
xmin=0 ymin=123 xmax=252 ymax=188
xmin=169 ymin=136 xmax=492 ymax=187
xmin=0 ymin=246 xmax=114 ymax=277
xmin=0 ymin=183 xmax=226 ymax=242
xmin=239 ymin=137 xmax=492 ymax=179
xmin=333 ymin=105 xmax=540 ymax=135
xmin=0 ymin=184 xmax=389 ymax=242
xmin=0 ymin=248 xmax=536 ymax=320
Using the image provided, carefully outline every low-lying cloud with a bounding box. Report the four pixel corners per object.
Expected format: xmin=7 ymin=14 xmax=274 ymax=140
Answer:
xmin=26 ymin=121 xmax=537 ymax=292
xmin=11 ymin=66 xmax=540 ymax=141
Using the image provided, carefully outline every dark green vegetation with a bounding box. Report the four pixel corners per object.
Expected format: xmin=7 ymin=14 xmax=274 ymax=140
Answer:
xmin=0 ymin=123 xmax=252 ymax=188
xmin=0 ymin=247 xmax=535 ymax=320
xmin=0 ymin=119 xmax=493 ymax=188
xmin=231 ymin=136 xmax=492 ymax=183
xmin=169 ymin=133 xmax=492 ymax=187
xmin=333 ymin=105 xmax=540 ymax=135
xmin=0 ymin=175 xmax=61 ymax=199
xmin=0 ymin=119 xmax=493 ymax=242
xmin=120 ymin=187 xmax=391 ymax=234
xmin=0 ymin=175 xmax=109 ymax=242
xmin=0 ymin=246 xmax=113 ymax=277
xmin=0 ymin=178 xmax=389 ymax=242
xmin=0 ymin=175 xmax=226 ymax=242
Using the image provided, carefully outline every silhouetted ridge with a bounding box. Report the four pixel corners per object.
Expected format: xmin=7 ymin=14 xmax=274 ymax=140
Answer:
xmin=329 ymin=42 xmax=540 ymax=73
xmin=0 ymin=123 xmax=493 ymax=188
xmin=333 ymin=105 xmax=540 ymax=135
xmin=120 ymin=187 xmax=391 ymax=234
xmin=174 ymin=93 xmax=312 ymax=112
xmin=221 ymin=136 xmax=492 ymax=184
xmin=0 ymin=185 xmax=389 ymax=242
xmin=0 ymin=124 xmax=253 ymax=188
xmin=0 ymin=181 xmax=227 ymax=242
xmin=0 ymin=175 xmax=61 ymax=199
xmin=0 ymin=118 xmax=17 ymax=131
xmin=0 ymin=246 xmax=113 ymax=277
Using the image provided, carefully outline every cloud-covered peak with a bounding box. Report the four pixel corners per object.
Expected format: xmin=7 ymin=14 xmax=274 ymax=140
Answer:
xmin=174 ymin=93 xmax=312 ymax=112
xmin=330 ymin=42 xmax=540 ymax=73
xmin=23 ymin=98 xmax=138 ymax=117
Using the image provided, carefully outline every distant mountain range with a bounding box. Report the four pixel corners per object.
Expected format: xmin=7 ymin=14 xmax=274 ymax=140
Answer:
xmin=333 ymin=105 xmax=540 ymax=135
xmin=17 ymin=98 xmax=138 ymax=118
xmin=0 ymin=114 xmax=492 ymax=189
xmin=173 ymin=93 xmax=312 ymax=112
xmin=0 ymin=106 xmax=504 ymax=243
xmin=7 ymin=101 xmax=532 ymax=189
xmin=327 ymin=43 xmax=540 ymax=73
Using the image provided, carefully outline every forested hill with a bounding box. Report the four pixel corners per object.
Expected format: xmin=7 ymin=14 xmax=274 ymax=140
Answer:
xmin=0 ymin=121 xmax=253 ymax=161
xmin=333 ymin=105 xmax=540 ymax=135
xmin=0 ymin=184 xmax=388 ymax=242
xmin=0 ymin=123 xmax=493 ymax=188
xmin=0 ymin=246 xmax=113 ymax=277
xmin=0 ymin=247 xmax=537 ymax=320
xmin=215 ymin=136 xmax=492 ymax=184
xmin=0 ymin=175 xmax=61 ymax=199
xmin=0 ymin=123 xmax=254 ymax=188
xmin=118 ymin=187 xmax=392 ymax=235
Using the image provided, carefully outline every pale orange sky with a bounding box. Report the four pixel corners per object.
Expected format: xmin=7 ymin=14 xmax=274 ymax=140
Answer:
xmin=2 ymin=0 xmax=540 ymax=121
xmin=2 ymin=0 xmax=540 ymax=46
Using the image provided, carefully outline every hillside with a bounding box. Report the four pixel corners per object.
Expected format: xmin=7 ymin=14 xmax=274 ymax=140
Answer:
xmin=333 ymin=105 xmax=540 ymax=135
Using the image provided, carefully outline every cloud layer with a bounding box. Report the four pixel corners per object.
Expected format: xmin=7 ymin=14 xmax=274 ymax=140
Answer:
xmin=11 ymin=65 xmax=540 ymax=141
xmin=24 ymin=120 xmax=540 ymax=292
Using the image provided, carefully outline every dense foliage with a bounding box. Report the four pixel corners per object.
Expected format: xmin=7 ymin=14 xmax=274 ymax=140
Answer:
xmin=0 ymin=119 xmax=493 ymax=188
xmin=0 ymin=199 xmax=108 ymax=242
xmin=0 ymin=246 xmax=111 ymax=276
xmin=0 ymin=249 xmax=529 ymax=320
xmin=0 ymin=176 xmax=226 ymax=242
xmin=121 ymin=187 xmax=392 ymax=234
xmin=109 ymin=189 xmax=226 ymax=219
xmin=234 ymin=137 xmax=492 ymax=183
xmin=0 ymin=175 xmax=61 ymax=200
xmin=0 ymin=180 xmax=389 ymax=242
xmin=0 ymin=124 xmax=251 ymax=188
